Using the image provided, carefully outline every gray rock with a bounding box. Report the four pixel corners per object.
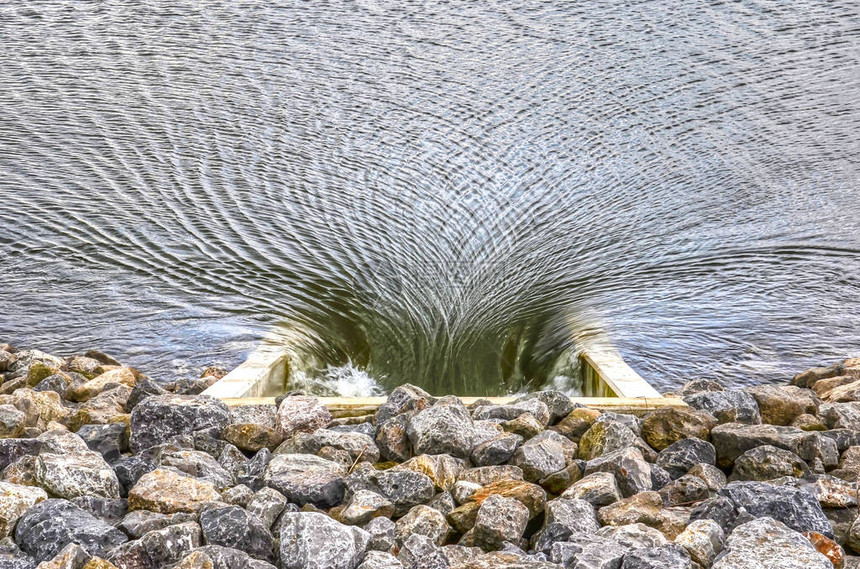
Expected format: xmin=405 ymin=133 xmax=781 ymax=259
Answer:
xmin=395 ymin=505 xmax=451 ymax=547
xmin=35 ymin=430 xmax=89 ymax=454
xmin=159 ymin=449 xmax=235 ymax=489
xmin=358 ymin=551 xmax=404 ymax=569
xmin=341 ymin=490 xmax=395 ymax=526
xmin=330 ymin=422 xmax=376 ymax=438
xmin=246 ymin=487 xmax=287 ymax=529
xmin=596 ymin=412 xmax=643 ymax=437
xmin=719 ymin=481 xmax=833 ymax=537
xmin=427 ymin=492 xmax=457 ymax=516
xmin=821 ymin=402 xmax=860 ymax=430
xmin=376 ymin=414 xmax=412 ymax=463
xmin=192 ymin=545 xmax=279 ymax=569
xmin=684 ymin=391 xmax=761 ymax=424
xmin=14 ymin=499 xmax=128 ymax=561
xmin=472 ymin=494 xmax=529 ymax=551
xmin=264 ymin=454 xmax=346 ymax=508
xmin=408 ymin=401 xmax=476 ymax=460
xmin=451 ymin=481 xmax=481 ymax=506
xmin=238 ymin=448 xmax=272 ymax=491
xmin=32 ymin=374 xmax=69 ymax=398
xmin=655 ymin=439 xmax=716 ymax=480
xmin=229 ymin=403 xmax=278 ymax=428
xmin=544 ymin=497 xmax=600 ymax=536
xmin=365 ymin=516 xmax=396 ymax=552
xmin=730 ymin=445 xmax=810 ymax=481
xmin=472 ymin=400 xmax=551 ymax=426
xmin=471 ymin=434 xmax=522 ymax=467
xmin=367 ymin=469 xmax=437 ymax=517
xmin=34 ymin=451 xmax=121 ymax=500
xmin=561 ymin=471 xmax=621 ymax=507
xmin=108 ymin=520 xmax=200 ymax=569
xmin=200 ymin=504 xmax=275 ymax=562
xmin=282 ymin=428 xmax=380 ymax=464
xmin=375 ymin=385 xmax=435 ymax=427
xmin=221 ymin=484 xmax=254 ymax=507
xmin=279 ymin=511 xmax=370 ymax=569
xmin=501 ymin=413 xmax=545 ymax=439
xmin=712 ymin=517 xmax=832 ymax=569
xmin=510 ymin=431 xmax=572 ymax=483
xmin=76 ymin=423 xmax=128 ymax=464
xmin=195 ymin=428 xmax=229 ymax=459
xmin=710 ymin=423 xmax=822 ymax=467
xmin=397 ymin=534 xmax=448 ymax=569
xmin=0 ymin=551 xmax=36 ymax=569
xmin=686 ymin=464 xmax=727 ymax=493
xmin=0 ymin=439 xmax=41 ymax=471
xmin=659 ymin=475 xmax=710 ymax=507
xmin=130 ymin=394 xmax=230 ymax=453
xmin=126 ymin=377 xmax=168 ymax=411
xmin=113 ymin=456 xmax=156 ymax=496
xmin=118 ymin=509 xmax=196 ymax=539
xmin=620 ymin=544 xmax=692 ymax=569
xmin=514 ymin=391 xmax=574 ymax=424
xmin=689 ymin=496 xmax=738 ymax=530
xmin=650 ymin=465 xmax=673 ymax=491
xmin=597 ymin=523 xmax=668 ymax=549
xmin=71 ymin=496 xmax=127 ymax=524
xmin=584 ymin=447 xmax=652 ymax=497
xmin=548 ymin=533 xmax=628 ymax=569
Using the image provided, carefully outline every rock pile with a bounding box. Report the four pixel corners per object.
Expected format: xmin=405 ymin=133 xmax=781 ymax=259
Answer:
xmin=0 ymin=343 xmax=859 ymax=569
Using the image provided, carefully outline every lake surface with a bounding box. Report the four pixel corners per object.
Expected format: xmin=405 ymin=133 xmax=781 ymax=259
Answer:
xmin=1 ymin=0 xmax=859 ymax=395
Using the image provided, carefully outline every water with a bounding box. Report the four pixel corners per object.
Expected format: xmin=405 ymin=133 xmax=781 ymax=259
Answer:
xmin=1 ymin=0 xmax=859 ymax=396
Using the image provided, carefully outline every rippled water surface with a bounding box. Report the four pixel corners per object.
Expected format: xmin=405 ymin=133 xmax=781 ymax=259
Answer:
xmin=1 ymin=1 xmax=859 ymax=395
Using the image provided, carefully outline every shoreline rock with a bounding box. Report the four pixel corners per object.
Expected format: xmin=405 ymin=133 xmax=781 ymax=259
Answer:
xmin=0 ymin=341 xmax=858 ymax=568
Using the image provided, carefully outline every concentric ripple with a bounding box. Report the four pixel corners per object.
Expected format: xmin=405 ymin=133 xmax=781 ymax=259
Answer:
xmin=1 ymin=0 xmax=859 ymax=395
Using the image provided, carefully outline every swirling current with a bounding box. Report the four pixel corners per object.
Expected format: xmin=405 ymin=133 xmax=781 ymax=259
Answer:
xmin=1 ymin=1 xmax=859 ymax=396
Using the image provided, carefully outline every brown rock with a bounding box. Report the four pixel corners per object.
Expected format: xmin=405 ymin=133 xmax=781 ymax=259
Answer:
xmin=37 ymin=543 xmax=92 ymax=569
xmin=222 ymin=423 xmax=283 ymax=453
xmin=641 ymin=407 xmax=718 ymax=451
xmin=82 ymin=559 xmax=119 ymax=569
xmin=813 ymin=376 xmax=859 ymax=400
xmin=0 ymin=481 xmax=47 ymax=537
xmin=501 ymin=414 xmax=543 ymax=439
xmin=457 ymin=466 xmax=524 ymax=486
xmin=393 ymin=454 xmax=464 ymax=492
xmin=823 ymin=379 xmax=860 ymax=403
xmin=66 ymin=386 xmax=131 ymax=431
xmin=552 ymin=408 xmax=601 ymax=441
xmin=128 ymin=469 xmax=220 ymax=513
xmin=597 ymin=491 xmax=664 ymax=527
xmin=746 ymin=385 xmax=819 ymax=425
xmin=66 ymin=368 xmax=137 ymax=402
xmin=467 ymin=480 xmax=546 ymax=518
xmin=794 ymin=363 xmax=845 ymax=389
xmin=792 ymin=413 xmax=828 ymax=431
xmin=447 ymin=501 xmax=481 ymax=534
xmin=804 ymin=531 xmax=845 ymax=569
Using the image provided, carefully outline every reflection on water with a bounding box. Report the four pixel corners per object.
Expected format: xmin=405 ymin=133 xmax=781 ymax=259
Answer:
xmin=1 ymin=1 xmax=859 ymax=395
